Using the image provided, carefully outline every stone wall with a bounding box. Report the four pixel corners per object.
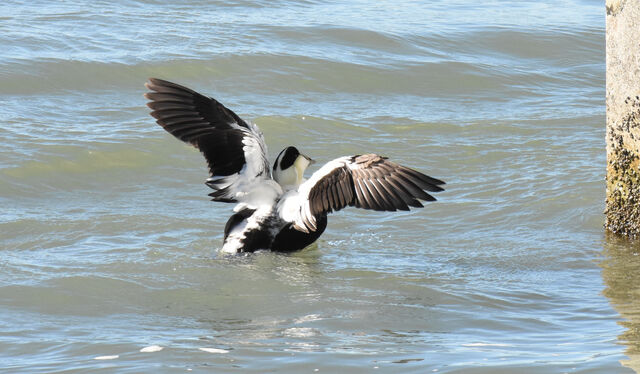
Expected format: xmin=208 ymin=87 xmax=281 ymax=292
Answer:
xmin=605 ymin=0 xmax=640 ymax=236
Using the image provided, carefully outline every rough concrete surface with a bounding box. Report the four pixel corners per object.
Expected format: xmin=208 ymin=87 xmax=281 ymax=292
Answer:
xmin=606 ymin=0 xmax=640 ymax=237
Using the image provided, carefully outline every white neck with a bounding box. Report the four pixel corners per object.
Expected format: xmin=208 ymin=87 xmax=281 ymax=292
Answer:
xmin=274 ymin=166 xmax=299 ymax=190
xmin=274 ymin=155 xmax=311 ymax=190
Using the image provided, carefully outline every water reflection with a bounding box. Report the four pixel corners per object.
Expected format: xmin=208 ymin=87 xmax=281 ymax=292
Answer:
xmin=602 ymin=232 xmax=640 ymax=372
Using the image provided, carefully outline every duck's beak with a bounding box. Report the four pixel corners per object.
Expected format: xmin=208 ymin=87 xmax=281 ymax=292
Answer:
xmin=302 ymin=154 xmax=315 ymax=165
xmin=294 ymin=153 xmax=315 ymax=185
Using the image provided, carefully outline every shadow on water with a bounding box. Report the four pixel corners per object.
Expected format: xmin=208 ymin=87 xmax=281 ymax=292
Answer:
xmin=602 ymin=232 xmax=640 ymax=372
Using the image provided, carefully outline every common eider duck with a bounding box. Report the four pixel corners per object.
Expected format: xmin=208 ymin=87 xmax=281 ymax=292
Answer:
xmin=144 ymin=78 xmax=445 ymax=253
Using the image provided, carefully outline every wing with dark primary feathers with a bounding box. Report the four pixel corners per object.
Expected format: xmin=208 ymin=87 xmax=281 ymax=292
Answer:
xmin=144 ymin=78 xmax=270 ymax=202
xmin=280 ymin=154 xmax=445 ymax=233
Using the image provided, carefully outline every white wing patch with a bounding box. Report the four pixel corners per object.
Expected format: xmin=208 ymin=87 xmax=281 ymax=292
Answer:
xmin=278 ymin=157 xmax=351 ymax=233
xmin=205 ymin=125 xmax=272 ymax=202
xmin=241 ymin=127 xmax=269 ymax=180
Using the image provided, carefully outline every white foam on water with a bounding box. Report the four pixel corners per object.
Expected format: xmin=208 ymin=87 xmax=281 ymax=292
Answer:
xmin=140 ymin=345 xmax=163 ymax=353
xmin=199 ymin=347 xmax=229 ymax=354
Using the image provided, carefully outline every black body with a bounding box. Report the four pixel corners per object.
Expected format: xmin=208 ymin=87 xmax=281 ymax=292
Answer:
xmin=224 ymin=208 xmax=328 ymax=253
xmin=271 ymin=215 xmax=328 ymax=252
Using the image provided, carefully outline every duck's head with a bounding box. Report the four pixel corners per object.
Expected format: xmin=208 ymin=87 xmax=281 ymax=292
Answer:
xmin=273 ymin=146 xmax=314 ymax=189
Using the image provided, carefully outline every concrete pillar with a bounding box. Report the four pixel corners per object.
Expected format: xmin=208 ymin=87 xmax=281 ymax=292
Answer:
xmin=605 ymin=0 xmax=640 ymax=236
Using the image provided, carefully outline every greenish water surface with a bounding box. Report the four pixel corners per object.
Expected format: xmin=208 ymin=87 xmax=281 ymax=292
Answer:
xmin=2 ymin=1 xmax=634 ymax=373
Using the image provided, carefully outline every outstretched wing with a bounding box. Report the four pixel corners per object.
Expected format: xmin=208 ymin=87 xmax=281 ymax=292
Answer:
xmin=144 ymin=78 xmax=270 ymax=202
xmin=279 ymin=154 xmax=445 ymax=233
